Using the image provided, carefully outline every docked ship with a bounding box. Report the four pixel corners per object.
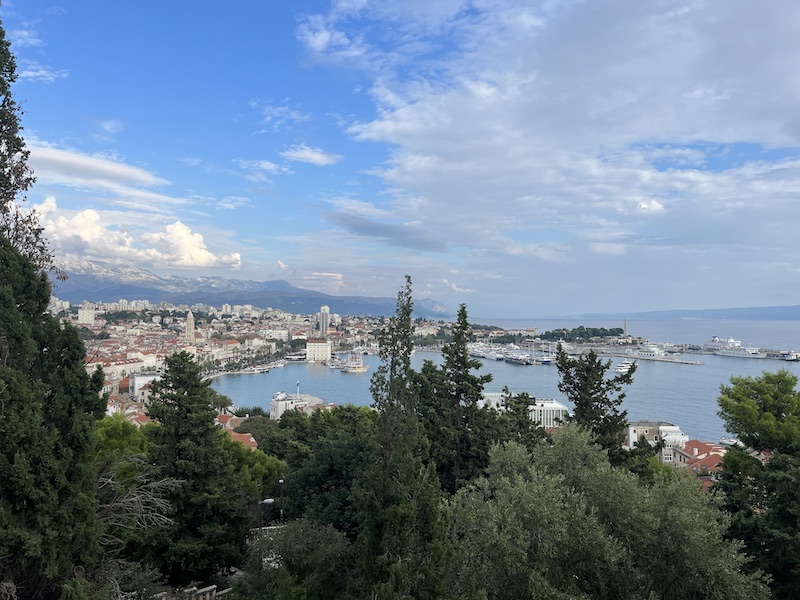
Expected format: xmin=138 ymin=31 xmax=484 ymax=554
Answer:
xmin=703 ymin=336 xmax=766 ymax=359
xmin=340 ymin=352 xmax=369 ymax=373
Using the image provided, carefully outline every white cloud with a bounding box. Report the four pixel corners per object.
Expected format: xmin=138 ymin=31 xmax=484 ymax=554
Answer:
xmin=37 ymin=198 xmax=241 ymax=270
xmin=17 ymin=59 xmax=68 ymax=82
xmin=29 ymin=143 xmax=167 ymax=187
xmin=297 ymin=271 xmax=345 ymax=293
xmin=280 ymin=144 xmax=342 ymax=166
xmin=217 ymin=196 xmax=251 ymax=210
xmin=250 ymin=101 xmax=310 ymax=132
xmin=234 ymin=158 xmax=290 ymax=182
xmin=142 ymin=222 xmax=242 ymax=269
xmin=100 ymin=120 xmax=124 ymax=134
xmin=443 ymin=279 xmax=473 ymax=293
xmin=8 ymin=27 xmax=44 ymax=47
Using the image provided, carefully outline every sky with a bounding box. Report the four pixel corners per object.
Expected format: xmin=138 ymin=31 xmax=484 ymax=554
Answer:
xmin=3 ymin=1 xmax=800 ymax=318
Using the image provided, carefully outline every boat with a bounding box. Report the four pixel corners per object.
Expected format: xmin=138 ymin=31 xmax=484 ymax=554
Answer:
xmin=626 ymin=343 xmax=681 ymax=361
xmin=614 ymin=360 xmax=635 ymax=373
xmin=504 ymin=352 xmax=533 ymax=365
xmin=703 ymin=336 xmax=766 ymax=359
xmin=340 ymin=352 xmax=369 ymax=373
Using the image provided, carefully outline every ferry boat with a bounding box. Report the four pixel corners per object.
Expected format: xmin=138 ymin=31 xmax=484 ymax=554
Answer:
xmin=703 ymin=336 xmax=766 ymax=359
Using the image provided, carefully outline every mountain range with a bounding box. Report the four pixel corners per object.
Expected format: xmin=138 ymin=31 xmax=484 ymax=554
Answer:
xmin=51 ymin=259 xmax=452 ymax=318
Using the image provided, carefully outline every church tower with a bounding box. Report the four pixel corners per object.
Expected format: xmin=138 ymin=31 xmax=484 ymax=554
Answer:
xmin=185 ymin=310 xmax=196 ymax=343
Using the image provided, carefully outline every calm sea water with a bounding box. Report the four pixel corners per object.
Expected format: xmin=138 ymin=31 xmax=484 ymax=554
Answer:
xmin=212 ymin=320 xmax=800 ymax=444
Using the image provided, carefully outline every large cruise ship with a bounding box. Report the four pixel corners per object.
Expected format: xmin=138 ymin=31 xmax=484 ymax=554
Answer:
xmin=703 ymin=336 xmax=767 ymax=359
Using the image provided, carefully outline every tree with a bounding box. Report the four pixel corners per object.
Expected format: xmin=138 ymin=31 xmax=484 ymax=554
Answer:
xmin=718 ymin=369 xmax=800 ymax=454
xmin=0 ymin=16 xmax=53 ymax=272
xmin=90 ymin=414 xmax=177 ymax=595
xmin=716 ymin=370 xmax=800 ymax=598
xmin=141 ymin=351 xmax=250 ymax=586
xmin=0 ymin=236 xmax=105 ymax=597
xmin=446 ymin=427 xmax=769 ymax=600
xmin=354 ymin=277 xmax=449 ymax=598
xmin=415 ymin=304 xmax=496 ymax=494
xmin=498 ymin=388 xmax=547 ymax=452
xmin=283 ymin=406 xmax=377 ymax=538
xmin=233 ymin=519 xmax=355 ymax=600
xmin=556 ymin=346 xmax=635 ymax=465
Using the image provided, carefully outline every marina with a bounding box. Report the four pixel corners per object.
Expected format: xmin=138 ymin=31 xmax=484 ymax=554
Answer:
xmin=212 ymin=319 xmax=800 ymax=445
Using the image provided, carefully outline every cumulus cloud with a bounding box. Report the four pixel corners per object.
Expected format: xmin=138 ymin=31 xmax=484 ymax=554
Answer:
xmin=37 ymin=198 xmax=241 ymax=270
xmin=280 ymin=144 xmax=343 ymax=166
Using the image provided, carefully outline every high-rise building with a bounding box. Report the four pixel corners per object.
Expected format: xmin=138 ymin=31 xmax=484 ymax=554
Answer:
xmin=318 ymin=305 xmax=330 ymax=338
xmin=77 ymin=306 xmax=95 ymax=326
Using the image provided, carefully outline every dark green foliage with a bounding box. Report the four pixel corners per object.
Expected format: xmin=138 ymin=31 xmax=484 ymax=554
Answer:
xmin=446 ymin=428 xmax=769 ymax=600
xmin=498 ymin=388 xmax=547 ymax=452
xmin=556 ymin=346 xmax=634 ymax=465
xmin=0 ymin=17 xmax=53 ymax=272
xmin=233 ymin=519 xmax=355 ymax=600
xmin=415 ymin=304 xmax=499 ymax=493
xmin=718 ymin=369 xmax=800 ymax=454
xmin=0 ymin=236 xmax=105 ymax=596
xmin=283 ymin=406 xmax=376 ymax=537
xmin=354 ymin=277 xmax=450 ymax=599
xmin=234 ymin=404 xmax=267 ymax=417
xmin=142 ymin=352 xmax=250 ymax=586
xmin=539 ymin=326 xmax=624 ymax=342
xmin=716 ymin=370 xmax=800 ymax=598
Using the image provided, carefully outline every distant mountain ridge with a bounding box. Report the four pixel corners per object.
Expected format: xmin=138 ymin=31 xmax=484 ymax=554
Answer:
xmin=52 ymin=259 xmax=452 ymax=318
xmin=565 ymin=306 xmax=800 ymax=321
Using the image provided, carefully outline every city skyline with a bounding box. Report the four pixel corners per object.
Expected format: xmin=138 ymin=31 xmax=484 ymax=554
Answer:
xmin=3 ymin=1 xmax=800 ymax=317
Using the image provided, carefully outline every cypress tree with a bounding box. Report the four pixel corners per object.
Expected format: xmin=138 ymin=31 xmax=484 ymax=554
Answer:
xmin=0 ymin=236 xmax=105 ymax=597
xmin=354 ymin=277 xmax=449 ymax=599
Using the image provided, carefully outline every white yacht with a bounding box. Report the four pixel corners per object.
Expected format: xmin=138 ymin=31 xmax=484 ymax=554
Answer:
xmin=614 ymin=359 xmax=635 ymax=373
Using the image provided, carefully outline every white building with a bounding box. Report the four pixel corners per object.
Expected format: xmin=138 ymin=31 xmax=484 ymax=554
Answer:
xmin=480 ymin=392 xmax=569 ymax=429
xmin=306 ymin=339 xmax=332 ymax=362
xmin=269 ymin=391 xmax=328 ymax=420
xmin=528 ymin=398 xmax=570 ymax=429
xmin=77 ymin=306 xmax=95 ymax=326
xmin=625 ymin=421 xmax=689 ymax=464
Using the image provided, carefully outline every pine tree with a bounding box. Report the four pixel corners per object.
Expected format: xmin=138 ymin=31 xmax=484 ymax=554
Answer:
xmin=556 ymin=346 xmax=634 ymax=465
xmin=416 ymin=304 xmax=496 ymax=493
xmin=142 ymin=351 xmax=250 ymax=586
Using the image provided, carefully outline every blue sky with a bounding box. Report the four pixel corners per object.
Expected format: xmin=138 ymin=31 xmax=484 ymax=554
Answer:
xmin=3 ymin=0 xmax=800 ymax=317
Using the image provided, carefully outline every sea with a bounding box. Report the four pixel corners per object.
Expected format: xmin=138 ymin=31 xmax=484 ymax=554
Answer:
xmin=211 ymin=319 xmax=800 ymax=444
